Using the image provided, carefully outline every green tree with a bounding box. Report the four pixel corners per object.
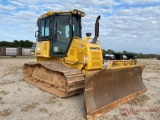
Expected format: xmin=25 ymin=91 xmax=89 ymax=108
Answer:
xmin=106 ymin=49 xmax=115 ymax=54
xmin=123 ymin=51 xmax=127 ymax=54
xmin=102 ymin=49 xmax=106 ymax=57
xmin=0 ymin=40 xmax=33 ymax=48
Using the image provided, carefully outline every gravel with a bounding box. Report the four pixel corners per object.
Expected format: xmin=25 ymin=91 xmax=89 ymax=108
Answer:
xmin=0 ymin=57 xmax=159 ymax=120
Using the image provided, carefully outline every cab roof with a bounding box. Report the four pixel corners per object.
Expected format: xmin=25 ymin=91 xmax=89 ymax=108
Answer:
xmin=39 ymin=9 xmax=85 ymax=19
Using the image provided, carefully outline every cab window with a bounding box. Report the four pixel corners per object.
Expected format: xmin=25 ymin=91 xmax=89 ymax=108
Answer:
xmin=72 ymin=16 xmax=81 ymax=37
xmin=40 ymin=18 xmax=50 ymax=37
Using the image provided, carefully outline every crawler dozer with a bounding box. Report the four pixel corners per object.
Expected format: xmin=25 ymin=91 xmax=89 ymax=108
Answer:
xmin=23 ymin=9 xmax=147 ymax=119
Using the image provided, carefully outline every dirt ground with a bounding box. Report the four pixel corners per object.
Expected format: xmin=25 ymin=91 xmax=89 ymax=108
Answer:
xmin=0 ymin=57 xmax=159 ymax=120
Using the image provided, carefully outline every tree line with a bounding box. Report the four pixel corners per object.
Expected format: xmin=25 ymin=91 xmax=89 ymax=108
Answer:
xmin=0 ymin=40 xmax=33 ymax=48
xmin=0 ymin=40 xmax=159 ymax=59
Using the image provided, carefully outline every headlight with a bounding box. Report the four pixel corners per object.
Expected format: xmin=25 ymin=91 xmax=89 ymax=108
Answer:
xmin=81 ymin=12 xmax=85 ymax=17
xmin=78 ymin=11 xmax=81 ymax=15
xmin=84 ymin=56 xmax=88 ymax=61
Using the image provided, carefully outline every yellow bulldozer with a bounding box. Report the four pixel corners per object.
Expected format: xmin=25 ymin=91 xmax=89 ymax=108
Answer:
xmin=23 ymin=9 xmax=147 ymax=119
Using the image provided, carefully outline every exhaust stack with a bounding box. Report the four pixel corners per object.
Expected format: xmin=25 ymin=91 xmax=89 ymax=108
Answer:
xmin=92 ymin=15 xmax=101 ymax=44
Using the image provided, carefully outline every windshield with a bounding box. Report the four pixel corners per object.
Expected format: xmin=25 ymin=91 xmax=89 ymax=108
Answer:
xmin=51 ymin=15 xmax=71 ymax=55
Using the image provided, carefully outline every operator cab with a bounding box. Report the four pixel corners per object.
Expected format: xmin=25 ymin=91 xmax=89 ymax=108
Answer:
xmin=36 ymin=10 xmax=84 ymax=57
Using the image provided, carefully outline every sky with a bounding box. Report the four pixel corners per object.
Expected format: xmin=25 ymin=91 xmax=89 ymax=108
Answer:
xmin=0 ymin=0 xmax=160 ymax=54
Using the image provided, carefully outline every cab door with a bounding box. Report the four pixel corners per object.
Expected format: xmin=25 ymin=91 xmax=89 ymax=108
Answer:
xmin=50 ymin=15 xmax=72 ymax=57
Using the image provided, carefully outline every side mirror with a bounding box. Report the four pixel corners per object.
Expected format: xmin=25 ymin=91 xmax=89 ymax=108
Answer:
xmin=35 ymin=31 xmax=39 ymax=38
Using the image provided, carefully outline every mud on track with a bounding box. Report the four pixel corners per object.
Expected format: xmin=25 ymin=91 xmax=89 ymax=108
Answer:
xmin=0 ymin=57 xmax=159 ymax=120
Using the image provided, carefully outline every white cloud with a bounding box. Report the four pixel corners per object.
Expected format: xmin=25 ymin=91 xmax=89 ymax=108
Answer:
xmin=27 ymin=4 xmax=39 ymax=11
xmin=16 ymin=0 xmax=58 ymax=5
xmin=9 ymin=1 xmax=24 ymax=8
xmin=0 ymin=4 xmax=15 ymax=12
xmin=78 ymin=0 xmax=120 ymax=6
xmin=0 ymin=0 xmax=159 ymax=54
xmin=120 ymin=0 xmax=160 ymax=5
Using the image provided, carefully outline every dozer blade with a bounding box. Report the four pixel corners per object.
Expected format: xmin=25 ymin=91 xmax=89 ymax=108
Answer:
xmin=85 ymin=65 xmax=147 ymax=120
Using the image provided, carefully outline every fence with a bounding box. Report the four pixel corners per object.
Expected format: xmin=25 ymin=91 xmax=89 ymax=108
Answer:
xmin=0 ymin=47 xmax=31 ymax=56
